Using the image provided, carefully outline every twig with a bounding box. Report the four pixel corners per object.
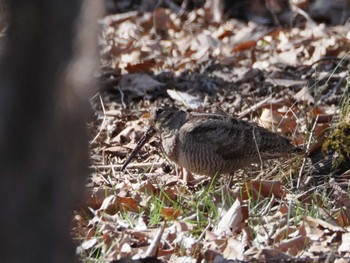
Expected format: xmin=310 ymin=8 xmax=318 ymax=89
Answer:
xmin=117 ymin=85 xmax=126 ymax=109
xmin=121 ymin=126 xmax=156 ymax=171
xmin=197 ymin=220 xmax=211 ymax=242
xmin=237 ymin=96 xmax=272 ymax=118
xmin=89 ymin=162 xmax=163 ymax=171
xmin=319 ymin=76 xmax=346 ymax=101
xmin=91 ymin=94 xmax=106 ymax=145
xmin=292 ymin=5 xmax=317 ymax=27
xmin=297 ymin=115 xmax=319 ymax=188
xmin=144 ymin=223 xmax=165 ymax=258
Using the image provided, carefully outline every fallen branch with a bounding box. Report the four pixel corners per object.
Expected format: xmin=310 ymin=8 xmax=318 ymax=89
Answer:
xmin=89 ymin=162 xmax=163 ymax=171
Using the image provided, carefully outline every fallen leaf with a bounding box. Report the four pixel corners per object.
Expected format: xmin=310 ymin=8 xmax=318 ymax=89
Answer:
xmin=119 ymin=73 xmax=165 ymax=98
xmin=339 ymin=233 xmax=350 ymax=253
xmin=84 ymin=188 xmax=116 ymax=210
xmin=161 ymin=207 xmax=181 ymax=219
xmin=305 ymin=216 xmax=345 ymax=233
xmin=215 ymin=199 xmax=243 ymax=236
xmin=81 ymin=238 xmax=97 ymax=250
xmin=125 ymin=58 xmax=157 ymax=73
xmin=104 ymin=146 xmax=131 ymax=158
xmin=262 ymin=248 xmax=292 ymax=261
xmin=241 ymin=180 xmax=286 ymax=200
xmin=153 ymin=7 xmax=180 ymax=32
xmin=265 ymin=78 xmax=307 ymax=88
xmin=223 ymin=237 xmax=245 ymax=260
xmin=232 ymin=40 xmax=257 ymax=52
xmin=167 ymin=89 xmax=203 ymax=109
xmin=117 ymin=196 xmax=139 ymax=213
xmin=276 ymin=235 xmax=309 ymax=256
xmin=294 ymin=86 xmax=315 ymax=104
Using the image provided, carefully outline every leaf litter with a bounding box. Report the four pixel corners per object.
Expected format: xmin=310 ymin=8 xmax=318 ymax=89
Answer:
xmin=74 ymin=1 xmax=350 ymax=262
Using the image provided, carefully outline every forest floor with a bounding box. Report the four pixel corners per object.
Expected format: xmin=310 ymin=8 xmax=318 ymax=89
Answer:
xmin=73 ymin=1 xmax=350 ymax=262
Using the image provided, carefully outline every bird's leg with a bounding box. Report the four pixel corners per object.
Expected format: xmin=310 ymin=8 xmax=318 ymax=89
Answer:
xmin=183 ymin=169 xmax=195 ymax=184
xmin=177 ymin=167 xmax=195 ymax=184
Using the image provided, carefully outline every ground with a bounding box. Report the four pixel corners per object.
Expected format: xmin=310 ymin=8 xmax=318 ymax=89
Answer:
xmin=73 ymin=1 xmax=350 ymax=262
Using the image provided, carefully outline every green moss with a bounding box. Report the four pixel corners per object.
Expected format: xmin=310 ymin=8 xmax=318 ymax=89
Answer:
xmin=322 ymin=113 xmax=350 ymax=169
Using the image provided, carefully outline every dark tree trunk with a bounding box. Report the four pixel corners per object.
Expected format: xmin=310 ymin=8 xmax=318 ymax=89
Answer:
xmin=0 ymin=0 xmax=98 ymax=262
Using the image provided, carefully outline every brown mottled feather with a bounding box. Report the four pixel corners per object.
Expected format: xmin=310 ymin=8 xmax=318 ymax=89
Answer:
xmin=152 ymin=108 xmax=301 ymax=176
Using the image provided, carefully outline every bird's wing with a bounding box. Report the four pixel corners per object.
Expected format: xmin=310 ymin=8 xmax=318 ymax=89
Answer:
xmin=183 ymin=115 xmax=255 ymax=160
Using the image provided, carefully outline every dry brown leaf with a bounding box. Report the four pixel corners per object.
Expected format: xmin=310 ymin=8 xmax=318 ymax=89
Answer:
xmin=94 ymin=195 xmax=140 ymax=214
xmin=339 ymin=232 xmax=350 ymax=253
xmin=111 ymin=126 xmax=135 ymax=144
xmin=308 ymin=122 xmax=330 ymax=154
xmin=272 ymin=226 xmax=298 ymax=243
xmin=84 ymin=188 xmax=116 ymax=210
xmin=232 ymin=40 xmax=257 ymax=52
xmin=337 ymin=209 xmax=350 ymax=227
xmin=241 ymin=180 xmax=286 ymax=200
xmin=160 ymin=207 xmax=181 ymax=219
xmin=139 ymin=182 xmax=157 ymax=195
xmin=203 ymin=249 xmax=224 ymax=263
xmin=104 ymin=146 xmax=130 ymax=158
xmin=99 ymin=195 xmax=116 ymax=211
xmin=296 ymin=192 xmax=323 ymax=205
xmin=259 ymin=108 xmax=283 ymax=131
xmin=117 ymin=196 xmax=140 ymax=213
xmin=119 ymin=73 xmax=165 ymax=98
xmin=262 ymin=248 xmax=292 ymax=261
xmin=215 ymin=199 xmax=243 ymax=236
xmin=308 ymin=240 xmax=331 ymax=254
xmin=276 ymin=235 xmax=309 ymax=256
xmin=153 ymin=7 xmax=180 ymax=32
xmin=294 ymin=86 xmax=315 ymax=104
xmin=222 ymin=237 xmax=245 ymax=260
xmin=305 ymin=216 xmax=345 ymax=233
xmin=157 ymin=248 xmax=174 ymax=257
xmin=125 ymin=59 xmax=157 ymax=73
xmin=110 ymin=41 xmax=134 ymax=57
xmin=160 ymin=188 xmax=178 ymax=204
xmin=258 ymin=104 xmax=299 ymax=135
xmin=173 ymin=221 xmax=194 ymax=232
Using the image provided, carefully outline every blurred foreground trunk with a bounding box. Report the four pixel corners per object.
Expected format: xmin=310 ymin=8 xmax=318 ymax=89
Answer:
xmin=0 ymin=0 xmax=101 ymax=262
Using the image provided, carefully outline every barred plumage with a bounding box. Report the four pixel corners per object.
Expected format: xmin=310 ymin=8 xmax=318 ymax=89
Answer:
xmin=152 ymin=108 xmax=302 ymax=176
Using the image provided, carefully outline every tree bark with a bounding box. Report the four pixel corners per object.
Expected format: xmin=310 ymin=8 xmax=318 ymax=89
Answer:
xmin=0 ymin=0 xmax=99 ymax=262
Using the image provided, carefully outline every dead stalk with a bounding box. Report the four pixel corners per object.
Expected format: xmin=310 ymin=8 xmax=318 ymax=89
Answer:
xmin=297 ymin=115 xmax=319 ymax=188
xmin=91 ymin=94 xmax=106 ymax=145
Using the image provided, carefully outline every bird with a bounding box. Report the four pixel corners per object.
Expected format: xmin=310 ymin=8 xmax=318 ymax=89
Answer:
xmin=151 ymin=108 xmax=302 ymax=179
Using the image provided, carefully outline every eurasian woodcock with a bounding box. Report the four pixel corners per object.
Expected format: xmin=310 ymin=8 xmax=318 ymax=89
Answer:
xmin=151 ymin=108 xmax=301 ymax=176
